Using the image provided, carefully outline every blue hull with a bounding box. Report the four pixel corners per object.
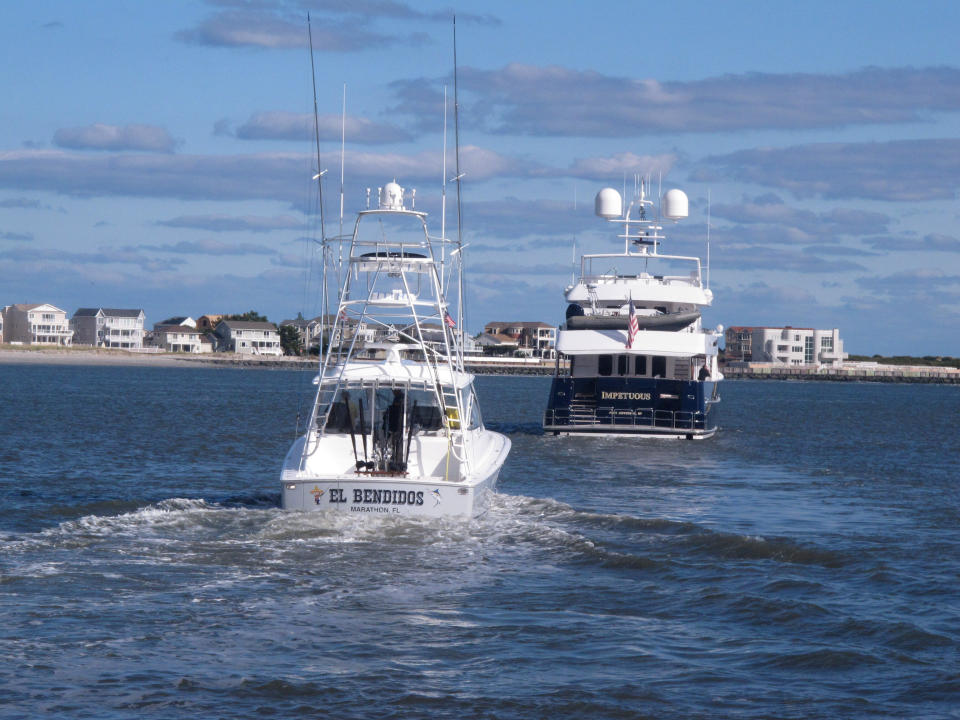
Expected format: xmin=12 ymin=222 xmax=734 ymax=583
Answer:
xmin=543 ymin=376 xmax=719 ymax=438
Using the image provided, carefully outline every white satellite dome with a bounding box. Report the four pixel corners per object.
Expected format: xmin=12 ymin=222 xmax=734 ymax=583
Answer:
xmin=662 ymin=189 xmax=688 ymax=221
xmin=381 ymin=181 xmax=404 ymax=210
xmin=595 ymin=187 xmax=623 ymax=219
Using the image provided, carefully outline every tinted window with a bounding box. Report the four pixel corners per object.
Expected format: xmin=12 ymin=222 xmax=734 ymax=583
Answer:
xmin=634 ymin=355 xmax=647 ymax=375
xmin=598 ymin=355 xmax=613 ymax=376
xmin=617 ymin=355 xmax=628 ymax=375
xmin=652 ymin=356 xmax=666 ymax=378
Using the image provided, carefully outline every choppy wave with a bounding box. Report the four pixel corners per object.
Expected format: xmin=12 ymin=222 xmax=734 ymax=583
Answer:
xmin=3 ymin=491 xmax=848 ymax=581
xmin=3 ymin=370 xmax=960 ymax=719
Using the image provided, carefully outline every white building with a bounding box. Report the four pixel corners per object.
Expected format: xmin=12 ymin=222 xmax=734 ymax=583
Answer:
xmin=300 ymin=315 xmax=377 ymax=351
xmin=215 ymin=320 xmax=282 ymax=355
xmin=3 ymin=303 xmax=74 ymax=345
xmin=482 ymin=321 xmax=556 ymax=358
xmin=71 ymin=308 xmax=146 ymax=349
xmin=725 ymin=326 xmax=847 ymax=367
xmin=476 ymin=332 xmax=520 ymax=354
xmin=155 ymin=326 xmax=211 ymax=353
xmin=153 ymin=316 xmax=196 ymax=331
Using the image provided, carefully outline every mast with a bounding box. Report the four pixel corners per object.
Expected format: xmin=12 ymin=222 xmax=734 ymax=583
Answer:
xmin=441 ymin=85 xmax=448 ymax=294
xmin=706 ymin=188 xmax=711 ymax=289
xmin=307 ymin=14 xmax=326 ymax=241
xmin=307 ymin=14 xmax=330 ymax=367
xmin=339 ymin=83 xmax=346 ymax=244
xmin=452 ymin=15 xmax=465 ymax=346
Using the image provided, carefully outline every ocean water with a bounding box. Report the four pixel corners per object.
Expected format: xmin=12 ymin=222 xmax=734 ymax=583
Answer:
xmin=1 ymin=364 xmax=958 ymax=719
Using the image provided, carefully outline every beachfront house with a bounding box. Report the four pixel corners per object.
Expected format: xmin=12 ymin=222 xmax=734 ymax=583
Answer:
xmin=3 ymin=303 xmax=74 ymax=345
xmin=482 ymin=321 xmax=556 ymax=358
xmin=71 ymin=308 xmax=145 ymax=349
xmin=145 ymin=317 xmax=198 ymax=350
xmin=154 ymin=316 xmax=196 ymax=331
xmin=475 ymin=332 xmax=520 ymax=355
xmin=300 ymin=314 xmax=378 ymax=352
xmin=724 ymin=326 xmax=847 ymax=367
xmin=155 ymin=326 xmax=210 ymax=353
xmin=214 ymin=320 xmax=282 ymax=355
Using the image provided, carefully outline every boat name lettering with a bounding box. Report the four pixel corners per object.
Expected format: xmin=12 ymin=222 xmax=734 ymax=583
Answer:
xmin=346 ymin=488 xmax=424 ymax=506
xmin=600 ymin=391 xmax=651 ymax=400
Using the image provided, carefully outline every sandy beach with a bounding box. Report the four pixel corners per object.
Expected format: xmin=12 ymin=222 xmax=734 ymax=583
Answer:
xmin=0 ymin=346 xmax=311 ymax=369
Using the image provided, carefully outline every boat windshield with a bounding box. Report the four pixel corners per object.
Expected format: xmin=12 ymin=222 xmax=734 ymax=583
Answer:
xmin=325 ymin=385 xmax=444 ymax=434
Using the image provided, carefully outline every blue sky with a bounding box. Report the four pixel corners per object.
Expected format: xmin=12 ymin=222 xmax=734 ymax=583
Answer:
xmin=2 ymin=0 xmax=960 ymax=355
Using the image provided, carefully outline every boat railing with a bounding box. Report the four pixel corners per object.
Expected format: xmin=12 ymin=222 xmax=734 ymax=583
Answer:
xmin=543 ymin=405 xmax=709 ymax=431
xmin=580 ymin=273 xmax=699 ymax=286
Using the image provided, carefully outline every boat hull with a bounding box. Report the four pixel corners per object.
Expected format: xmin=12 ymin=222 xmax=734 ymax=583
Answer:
xmin=543 ymin=376 xmax=719 ymax=439
xmin=280 ymin=433 xmax=510 ymax=518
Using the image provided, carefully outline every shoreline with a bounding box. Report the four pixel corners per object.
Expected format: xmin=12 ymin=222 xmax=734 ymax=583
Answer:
xmin=0 ymin=347 xmax=555 ymax=374
xmin=0 ymin=347 xmax=309 ymax=369
xmin=3 ymin=347 xmax=959 ymax=383
xmin=721 ymin=364 xmax=960 ymax=384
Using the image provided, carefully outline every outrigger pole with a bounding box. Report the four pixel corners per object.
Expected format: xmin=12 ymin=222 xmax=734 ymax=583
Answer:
xmin=307 ymin=14 xmax=333 ymax=372
xmin=452 ymin=15 xmax=466 ymax=343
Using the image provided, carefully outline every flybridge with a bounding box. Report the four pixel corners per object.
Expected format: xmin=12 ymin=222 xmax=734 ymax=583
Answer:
xmin=577 ymin=181 xmax=706 ymax=292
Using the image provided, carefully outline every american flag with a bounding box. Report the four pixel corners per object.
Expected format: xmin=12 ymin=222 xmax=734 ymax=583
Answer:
xmin=625 ymin=296 xmax=638 ymax=349
xmin=444 ymin=312 xmax=456 ymax=328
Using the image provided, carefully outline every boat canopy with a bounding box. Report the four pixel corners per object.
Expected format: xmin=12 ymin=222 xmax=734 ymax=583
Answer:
xmin=556 ymin=328 xmax=718 ymax=357
xmin=565 ymin=279 xmax=711 ymax=306
xmin=317 ymin=359 xmax=475 ymax=390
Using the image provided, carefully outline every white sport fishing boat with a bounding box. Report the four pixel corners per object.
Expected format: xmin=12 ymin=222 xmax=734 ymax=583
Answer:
xmin=281 ymin=181 xmax=511 ymax=517
xmin=543 ymin=181 xmax=723 ymax=439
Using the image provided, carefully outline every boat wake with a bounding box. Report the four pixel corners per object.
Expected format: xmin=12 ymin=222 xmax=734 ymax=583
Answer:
xmin=3 ymin=491 xmax=846 ymax=579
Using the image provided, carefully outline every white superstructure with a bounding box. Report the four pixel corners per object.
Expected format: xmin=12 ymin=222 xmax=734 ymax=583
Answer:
xmin=280 ymin=181 xmax=510 ymax=517
xmin=544 ymin=181 xmax=723 ymax=439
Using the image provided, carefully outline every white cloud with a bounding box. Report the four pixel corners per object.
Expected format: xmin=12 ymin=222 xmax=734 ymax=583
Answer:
xmin=234 ymin=111 xmax=413 ymax=144
xmin=393 ymin=64 xmax=960 ymax=137
xmin=561 ymin=152 xmax=676 ymax=181
xmin=1 ymin=230 xmax=33 ymax=242
xmin=131 ymin=239 xmax=279 ymax=256
xmin=0 ymin=245 xmax=187 ymax=273
xmin=157 ymin=214 xmax=304 ymax=233
xmin=176 ymin=10 xmax=427 ymax=51
xmin=53 ymin=124 xmax=178 ymax=153
xmin=696 ymin=139 xmax=960 ymax=201
xmin=0 ymin=147 xmax=525 ymax=203
xmin=863 ymin=232 xmax=960 ymax=253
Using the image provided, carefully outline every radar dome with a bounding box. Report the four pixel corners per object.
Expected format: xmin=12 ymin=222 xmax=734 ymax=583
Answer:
xmin=381 ymin=181 xmax=404 ymax=210
xmin=595 ymin=188 xmax=622 ymax=219
xmin=662 ymin=189 xmax=688 ymax=220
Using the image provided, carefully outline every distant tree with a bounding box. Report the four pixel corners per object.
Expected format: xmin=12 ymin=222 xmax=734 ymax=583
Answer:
xmin=279 ymin=324 xmax=304 ymax=356
xmin=848 ymin=353 xmax=960 ymax=369
xmin=223 ymin=310 xmax=268 ymax=323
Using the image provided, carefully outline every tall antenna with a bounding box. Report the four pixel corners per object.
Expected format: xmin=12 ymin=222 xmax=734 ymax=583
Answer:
xmin=706 ymin=188 xmax=711 ymax=289
xmin=339 ymin=83 xmax=346 ymax=242
xmin=441 ymin=85 xmax=448 ymax=294
xmin=307 ymin=13 xmax=331 ymax=363
xmin=571 ymin=187 xmax=577 ymax=284
xmin=452 ymin=15 xmax=465 ymax=338
xmin=307 ymin=14 xmax=325 ymax=239
xmin=657 ymin=170 xmax=662 ymax=220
